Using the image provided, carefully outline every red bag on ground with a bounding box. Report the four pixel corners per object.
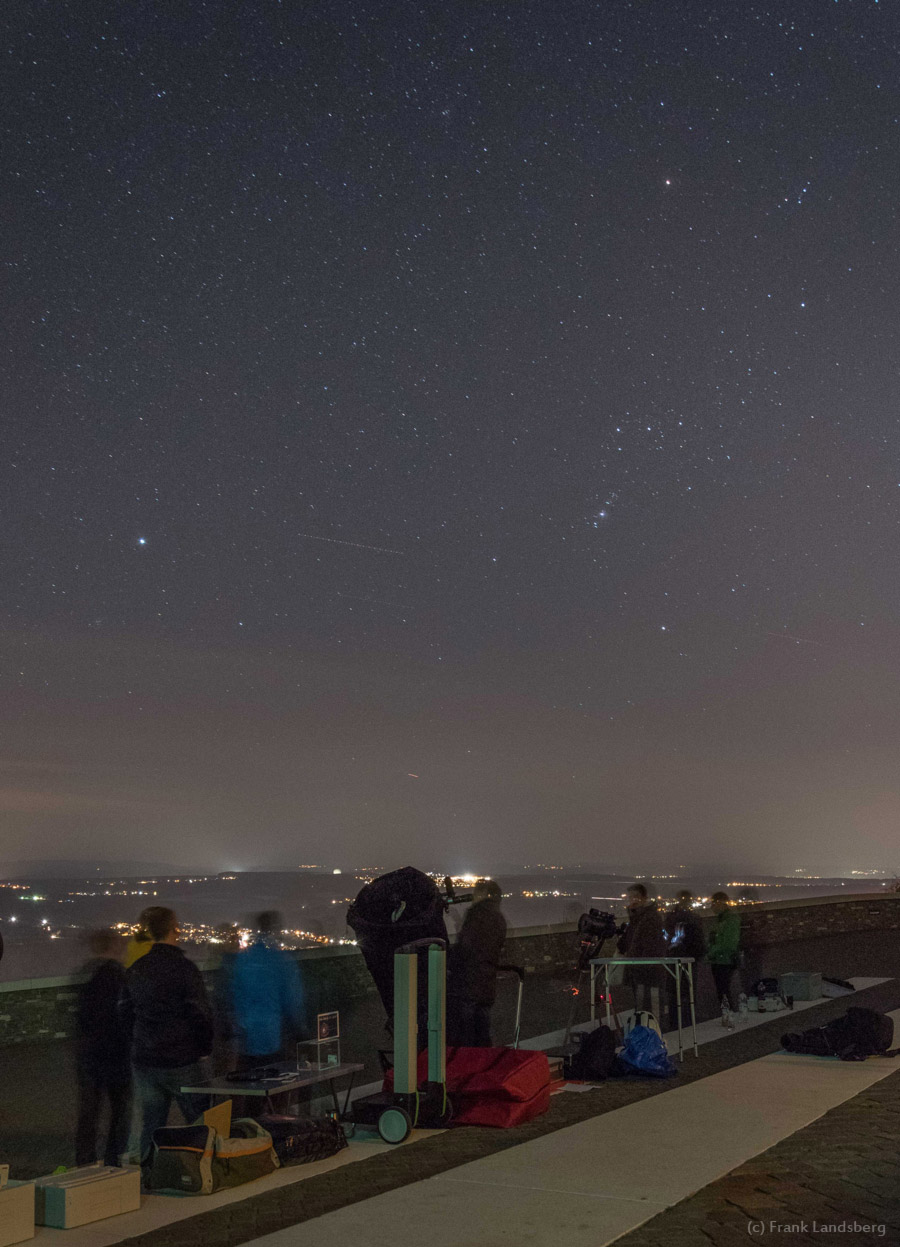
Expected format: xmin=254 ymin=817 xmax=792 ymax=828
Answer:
xmin=445 ymin=1047 xmax=550 ymax=1102
xmin=383 ymin=1047 xmax=551 ymax=1128
xmin=451 ymin=1082 xmax=551 ymax=1128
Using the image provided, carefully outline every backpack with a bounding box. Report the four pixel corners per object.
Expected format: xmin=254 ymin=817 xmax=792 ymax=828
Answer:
xmin=256 ymin=1114 xmax=347 ymax=1165
xmin=615 ymin=1025 xmax=677 ymax=1078
xmin=567 ymin=1026 xmax=618 ymax=1080
xmin=625 ymin=1010 xmax=661 ymax=1038
xmin=782 ymin=1007 xmax=896 ymax=1062
xmin=831 ymin=1007 xmax=894 ymax=1056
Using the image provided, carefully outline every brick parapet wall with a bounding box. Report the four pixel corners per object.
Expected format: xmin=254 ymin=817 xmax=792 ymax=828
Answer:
xmin=1 ymin=897 xmax=897 ymax=1045
xmin=734 ymin=894 xmax=900 ymax=947
xmin=0 ymin=922 xmax=579 ymax=1046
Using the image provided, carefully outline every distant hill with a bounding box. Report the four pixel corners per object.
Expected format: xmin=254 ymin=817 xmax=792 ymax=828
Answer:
xmin=0 ymin=859 xmax=204 ymax=881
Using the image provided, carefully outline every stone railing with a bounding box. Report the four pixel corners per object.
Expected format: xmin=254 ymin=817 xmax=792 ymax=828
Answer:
xmin=2 ymin=895 xmax=898 ymax=1046
xmin=733 ymin=892 xmax=900 ymax=947
xmin=0 ymin=921 xmax=579 ymax=1046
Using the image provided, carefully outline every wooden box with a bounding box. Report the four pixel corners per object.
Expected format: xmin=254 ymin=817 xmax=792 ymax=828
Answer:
xmin=34 ymin=1165 xmax=140 ymax=1229
xmin=0 ymin=1181 xmax=35 ymax=1246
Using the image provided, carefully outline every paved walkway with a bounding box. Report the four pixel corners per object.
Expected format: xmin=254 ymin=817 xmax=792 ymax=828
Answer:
xmin=618 ymin=1068 xmax=900 ymax=1245
xmin=240 ymin=1012 xmax=900 ymax=1247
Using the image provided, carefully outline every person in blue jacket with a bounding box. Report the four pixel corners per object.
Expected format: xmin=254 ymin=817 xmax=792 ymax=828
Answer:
xmin=229 ymin=911 xmax=304 ymax=1069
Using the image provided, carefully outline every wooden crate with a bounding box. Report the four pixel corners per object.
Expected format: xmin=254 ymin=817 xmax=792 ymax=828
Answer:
xmin=34 ymin=1165 xmax=140 ymax=1229
xmin=0 ymin=1181 xmax=35 ymax=1246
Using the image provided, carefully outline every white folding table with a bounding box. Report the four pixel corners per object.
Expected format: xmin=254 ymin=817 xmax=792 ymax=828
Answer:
xmin=589 ymin=956 xmax=698 ymax=1059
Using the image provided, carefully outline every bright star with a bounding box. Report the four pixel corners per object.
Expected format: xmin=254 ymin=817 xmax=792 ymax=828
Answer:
xmin=137 ymin=537 xmax=147 ymax=546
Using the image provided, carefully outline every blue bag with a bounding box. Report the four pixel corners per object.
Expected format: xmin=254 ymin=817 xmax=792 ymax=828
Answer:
xmin=618 ymin=1025 xmax=677 ymax=1078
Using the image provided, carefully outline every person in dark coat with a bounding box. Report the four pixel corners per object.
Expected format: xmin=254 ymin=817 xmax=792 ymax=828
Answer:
xmin=664 ymin=890 xmax=706 ymax=1028
xmin=75 ymin=930 xmax=132 ymax=1167
xmin=448 ymin=881 xmax=507 ymax=1047
xmin=119 ymin=906 xmax=213 ymax=1166
xmin=617 ymin=883 xmax=666 ymax=1017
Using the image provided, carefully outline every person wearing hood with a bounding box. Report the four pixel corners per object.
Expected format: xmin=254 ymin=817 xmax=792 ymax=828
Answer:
xmin=617 ymin=883 xmax=666 ymax=1018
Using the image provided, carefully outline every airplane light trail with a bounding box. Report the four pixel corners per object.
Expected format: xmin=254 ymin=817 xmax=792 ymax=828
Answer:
xmin=298 ymin=533 xmax=404 ymax=555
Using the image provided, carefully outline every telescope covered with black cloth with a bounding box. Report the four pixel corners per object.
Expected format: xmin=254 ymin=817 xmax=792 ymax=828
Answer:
xmin=347 ymin=867 xmax=449 ymax=1023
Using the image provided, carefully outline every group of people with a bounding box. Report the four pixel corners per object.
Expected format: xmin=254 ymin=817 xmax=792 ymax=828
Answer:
xmin=617 ymin=883 xmax=743 ymax=1024
xmin=75 ymin=906 xmax=303 ymax=1173
xmin=74 ymin=882 xmax=740 ymax=1169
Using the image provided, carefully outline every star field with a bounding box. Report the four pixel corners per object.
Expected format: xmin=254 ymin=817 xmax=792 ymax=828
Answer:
xmin=2 ymin=0 xmax=899 ymax=873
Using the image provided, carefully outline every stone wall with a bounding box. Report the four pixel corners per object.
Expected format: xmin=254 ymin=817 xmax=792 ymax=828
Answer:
xmin=0 ymin=922 xmax=580 ymax=1046
xmin=2 ymin=896 xmax=897 ymax=1046
xmin=735 ymin=893 xmax=900 ymax=947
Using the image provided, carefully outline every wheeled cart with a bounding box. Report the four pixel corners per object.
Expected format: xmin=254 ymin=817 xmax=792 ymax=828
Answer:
xmin=347 ymin=939 xmax=452 ymax=1142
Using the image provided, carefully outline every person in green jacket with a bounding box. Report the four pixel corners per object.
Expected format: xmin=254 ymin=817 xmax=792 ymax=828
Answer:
xmin=707 ymin=892 xmax=742 ymax=1010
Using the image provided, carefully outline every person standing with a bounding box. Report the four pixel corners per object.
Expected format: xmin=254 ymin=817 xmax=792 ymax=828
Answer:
xmin=228 ymin=911 xmax=303 ymax=1070
xmin=74 ymin=930 xmax=132 ymax=1167
xmin=119 ymin=907 xmax=213 ymax=1167
xmin=664 ymin=891 xmax=705 ymax=1028
xmin=707 ymin=891 xmax=742 ymax=1010
xmin=448 ymin=881 xmax=507 ymax=1047
xmin=617 ymin=883 xmax=666 ymax=1019
xmin=210 ymin=923 xmax=242 ymax=1073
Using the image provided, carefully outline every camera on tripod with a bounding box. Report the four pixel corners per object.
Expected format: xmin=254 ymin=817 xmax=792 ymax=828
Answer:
xmin=575 ymin=908 xmax=625 ymax=971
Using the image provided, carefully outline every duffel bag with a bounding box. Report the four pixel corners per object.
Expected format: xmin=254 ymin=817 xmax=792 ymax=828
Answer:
xmin=384 ymin=1046 xmax=550 ymax=1102
xmin=212 ymin=1119 xmax=280 ymax=1190
xmin=148 ymin=1119 xmax=278 ymax=1195
xmin=839 ymin=1007 xmax=894 ymax=1055
xmin=256 ymin=1114 xmax=348 ymax=1165
xmin=149 ymin=1123 xmax=216 ymax=1194
xmin=451 ymin=1082 xmax=551 ymax=1128
xmin=784 ymin=1007 xmax=896 ymax=1061
xmin=781 ymin=1026 xmax=834 ymax=1057
xmin=446 ymin=1047 xmax=550 ymax=1101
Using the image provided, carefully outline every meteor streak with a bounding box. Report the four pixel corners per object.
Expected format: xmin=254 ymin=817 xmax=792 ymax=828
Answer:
xmin=298 ymin=533 xmax=404 ymax=555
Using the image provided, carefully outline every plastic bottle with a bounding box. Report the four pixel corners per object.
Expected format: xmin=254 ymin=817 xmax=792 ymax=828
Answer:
xmin=721 ymin=995 xmax=735 ymax=1029
xmin=738 ymin=992 xmax=749 ymax=1023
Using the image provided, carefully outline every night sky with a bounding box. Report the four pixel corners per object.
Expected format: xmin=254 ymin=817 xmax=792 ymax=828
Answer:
xmin=3 ymin=1 xmax=899 ymax=876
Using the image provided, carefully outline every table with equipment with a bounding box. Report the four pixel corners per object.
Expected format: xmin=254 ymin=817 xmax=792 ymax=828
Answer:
xmin=181 ymin=1061 xmax=365 ymax=1118
xmin=589 ymin=956 xmax=698 ymax=1059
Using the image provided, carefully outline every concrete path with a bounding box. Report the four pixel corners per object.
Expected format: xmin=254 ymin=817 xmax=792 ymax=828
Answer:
xmin=244 ymin=1007 xmax=900 ymax=1247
